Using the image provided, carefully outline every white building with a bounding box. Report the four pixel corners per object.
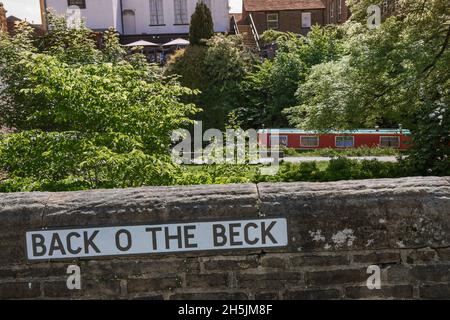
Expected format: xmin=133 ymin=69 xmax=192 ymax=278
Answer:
xmin=43 ymin=0 xmax=230 ymax=36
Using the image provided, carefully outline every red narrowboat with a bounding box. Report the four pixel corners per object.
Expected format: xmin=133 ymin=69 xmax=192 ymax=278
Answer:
xmin=258 ymin=129 xmax=412 ymax=150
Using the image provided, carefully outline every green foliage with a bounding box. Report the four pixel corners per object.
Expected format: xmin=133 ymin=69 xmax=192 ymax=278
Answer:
xmin=285 ymin=0 xmax=450 ymax=175
xmin=240 ymin=26 xmax=345 ymax=128
xmin=166 ymin=46 xmax=208 ymax=89
xmin=38 ymin=10 xmax=101 ymax=64
xmin=404 ymin=99 xmax=450 ymax=175
xmin=177 ymin=158 xmax=410 ymax=186
xmin=0 ymin=12 xmax=199 ymax=192
xmin=274 ymin=158 xmax=407 ymax=182
xmin=260 ymin=30 xmax=294 ymax=46
xmin=177 ymin=164 xmax=255 ymax=185
xmin=166 ymin=35 xmax=255 ymax=129
xmin=283 ymin=146 xmax=400 ymax=157
xmin=0 ymin=131 xmax=178 ymax=192
xmin=189 ymin=2 xmax=214 ymax=46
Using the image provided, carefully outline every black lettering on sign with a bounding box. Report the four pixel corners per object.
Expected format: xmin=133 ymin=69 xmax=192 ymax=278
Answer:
xmin=244 ymin=223 xmax=259 ymax=245
xmin=26 ymin=218 xmax=287 ymax=261
xmin=49 ymin=233 xmax=66 ymax=256
xmin=213 ymin=224 xmax=227 ymax=247
xmin=84 ymin=230 xmax=100 ymax=254
xmin=262 ymin=221 xmax=277 ymax=244
xmin=66 ymin=232 xmax=82 ymax=255
xmin=229 ymin=223 xmax=243 ymax=246
xmin=165 ymin=226 xmax=183 ymax=250
xmin=115 ymin=229 xmax=132 ymax=251
xmin=32 ymin=234 xmax=46 ymax=257
xmin=145 ymin=227 xmax=162 ymax=250
xmin=184 ymin=225 xmax=198 ymax=249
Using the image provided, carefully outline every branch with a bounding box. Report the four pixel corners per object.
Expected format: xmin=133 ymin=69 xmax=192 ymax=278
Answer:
xmin=422 ymin=24 xmax=450 ymax=77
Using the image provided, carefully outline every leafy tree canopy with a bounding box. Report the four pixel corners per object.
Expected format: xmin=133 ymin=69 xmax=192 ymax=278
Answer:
xmin=166 ymin=34 xmax=256 ymax=129
xmin=285 ymin=0 xmax=449 ymax=174
xmin=240 ymin=26 xmax=345 ymax=128
xmin=189 ymin=2 xmax=214 ymax=46
xmin=0 ymin=12 xmax=199 ymax=191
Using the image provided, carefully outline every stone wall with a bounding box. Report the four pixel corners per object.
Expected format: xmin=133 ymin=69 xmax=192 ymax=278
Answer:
xmin=1 ymin=177 xmax=450 ymax=299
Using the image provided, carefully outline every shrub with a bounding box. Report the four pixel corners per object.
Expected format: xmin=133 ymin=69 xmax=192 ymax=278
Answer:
xmin=189 ymin=2 xmax=214 ymax=46
xmin=0 ymin=14 xmax=199 ymax=192
xmin=166 ymin=35 xmax=255 ymax=130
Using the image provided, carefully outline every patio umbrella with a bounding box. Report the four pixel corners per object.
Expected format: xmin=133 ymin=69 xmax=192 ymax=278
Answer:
xmin=123 ymin=40 xmax=160 ymax=47
xmin=162 ymin=38 xmax=190 ymax=47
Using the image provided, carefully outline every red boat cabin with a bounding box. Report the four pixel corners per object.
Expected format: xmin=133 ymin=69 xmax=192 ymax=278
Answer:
xmin=258 ymin=129 xmax=412 ymax=150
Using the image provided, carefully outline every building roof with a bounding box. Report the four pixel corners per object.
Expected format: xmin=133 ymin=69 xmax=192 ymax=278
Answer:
xmin=244 ymin=0 xmax=326 ymax=12
xmin=230 ymin=13 xmax=242 ymax=22
xmin=258 ymin=129 xmax=411 ymax=135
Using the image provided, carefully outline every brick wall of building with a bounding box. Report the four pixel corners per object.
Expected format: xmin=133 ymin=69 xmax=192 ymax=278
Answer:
xmin=1 ymin=177 xmax=450 ymax=299
xmin=323 ymin=0 xmax=350 ymax=24
xmin=249 ymin=9 xmax=325 ymax=35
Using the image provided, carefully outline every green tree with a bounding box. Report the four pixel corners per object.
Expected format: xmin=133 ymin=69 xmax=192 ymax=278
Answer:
xmin=166 ymin=34 xmax=255 ymax=129
xmin=0 ymin=13 xmax=199 ymax=191
xmin=285 ymin=0 xmax=450 ymax=175
xmin=189 ymin=1 xmax=214 ymax=46
xmin=240 ymin=26 xmax=344 ymax=128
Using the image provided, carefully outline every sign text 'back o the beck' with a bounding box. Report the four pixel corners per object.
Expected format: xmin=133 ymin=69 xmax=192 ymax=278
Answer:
xmin=25 ymin=218 xmax=288 ymax=261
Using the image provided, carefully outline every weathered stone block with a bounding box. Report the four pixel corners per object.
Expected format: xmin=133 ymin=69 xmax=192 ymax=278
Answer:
xmin=170 ymin=292 xmax=248 ymax=300
xmin=305 ymin=268 xmax=367 ymax=286
xmin=284 ymin=289 xmax=341 ymax=300
xmin=344 ymin=285 xmax=413 ymax=299
xmin=185 ymin=273 xmax=229 ymax=288
xmin=353 ymin=251 xmax=400 ymax=265
xmin=127 ymin=276 xmax=181 ymax=293
xmin=203 ymin=256 xmax=259 ymax=271
xmin=0 ymin=282 xmax=41 ymax=299
xmin=290 ymin=253 xmax=349 ymax=267
xmin=237 ymin=272 xmax=303 ymax=289
xmin=419 ymin=284 xmax=450 ymax=299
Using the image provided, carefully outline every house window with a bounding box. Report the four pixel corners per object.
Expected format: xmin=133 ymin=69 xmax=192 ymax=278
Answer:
xmin=68 ymin=0 xmax=86 ymax=9
xmin=336 ymin=136 xmax=354 ymax=148
xmin=271 ymin=135 xmax=288 ymax=147
xmin=174 ymin=0 xmax=188 ymax=24
xmin=149 ymin=0 xmax=164 ymax=25
xmin=301 ymin=12 xmax=312 ymax=28
xmin=300 ymin=136 xmax=319 ymax=148
xmin=380 ymin=136 xmax=400 ymax=148
xmin=266 ymin=13 xmax=279 ymax=30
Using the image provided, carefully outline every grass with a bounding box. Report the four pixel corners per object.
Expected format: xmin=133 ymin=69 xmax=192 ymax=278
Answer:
xmin=283 ymin=146 xmax=401 ymax=157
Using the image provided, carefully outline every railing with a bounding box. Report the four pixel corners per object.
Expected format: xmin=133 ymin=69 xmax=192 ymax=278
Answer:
xmin=248 ymin=14 xmax=260 ymax=52
xmin=231 ymin=15 xmax=240 ymax=35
